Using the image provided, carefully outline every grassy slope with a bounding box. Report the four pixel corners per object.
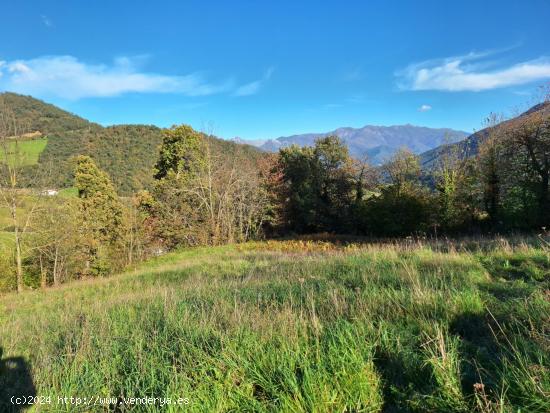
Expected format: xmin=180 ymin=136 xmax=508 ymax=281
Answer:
xmin=0 ymin=239 xmax=549 ymax=412
xmin=0 ymin=138 xmax=48 ymax=166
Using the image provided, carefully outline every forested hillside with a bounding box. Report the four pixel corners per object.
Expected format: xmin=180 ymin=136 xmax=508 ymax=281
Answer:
xmin=420 ymin=102 xmax=550 ymax=169
xmin=0 ymin=92 xmax=91 ymax=134
xmin=1 ymin=93 xmax=261 ymax=194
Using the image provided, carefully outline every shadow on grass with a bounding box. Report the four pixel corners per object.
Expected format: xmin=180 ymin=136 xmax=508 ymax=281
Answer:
xmin=478 ymin=282 xmax=534 ymax=300
xmin=373 ymin=348 xmax=431 ymax=412
xmin=0 ymin=347 xmax=36 ymax=412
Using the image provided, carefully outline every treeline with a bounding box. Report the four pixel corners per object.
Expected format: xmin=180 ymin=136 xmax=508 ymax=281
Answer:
xmin=270 ymin=103 xmax=549 ymax=236
xmin=1 ymin=98 xmax=549 ymax=292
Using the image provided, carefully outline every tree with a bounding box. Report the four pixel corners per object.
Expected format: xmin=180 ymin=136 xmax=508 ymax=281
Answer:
xmin=257 ymin=153 xmax=286 ymax=236
xmin=0 ymin=98 xmax=43 ymax=292
xmin=363 ymin=149 xmax=432 ymax=236
xmin=434 ymin=135 xmax=478 ymax=231
xmin=154 ymin=125 xmax=205 ymax=180
xmin=148 ymin=125 xmax=270 ymax=248
xmin=278 ymin=136 xmax=355 ymax=233
xmin=147 ymin=126 xmax=208 ymax=247
xmin=74 ymin=155 xmax=124 ymax=275
xmin=477 ymin=113 xmax=506 ymax=227
xmin=382 ymin=148 xmax=421 ymax=197
xmin=278 ymin=144 xmax=317 ymax=232
xmin=502 ymin=101 xmax=550 ymax=226
xmin=30 ymin=198 xmax=83 ymax=287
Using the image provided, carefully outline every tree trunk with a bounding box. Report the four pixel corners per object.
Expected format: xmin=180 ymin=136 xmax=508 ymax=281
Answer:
xmin=540 ymin=170 xmax=549 ymax=226
xmin=11 ymin=201 xmax=24 ymax=293
xmin=14 ymin=227 xmax=23 ymax=293
xmin=53 ymin=245 xmax=60 ymax=286
xmin=40 ymin=254 xmax=47 ymax=288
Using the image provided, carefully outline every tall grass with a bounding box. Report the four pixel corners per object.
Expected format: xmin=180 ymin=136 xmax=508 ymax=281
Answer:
xmin=0 ymin=238 xmax=548 ymax=412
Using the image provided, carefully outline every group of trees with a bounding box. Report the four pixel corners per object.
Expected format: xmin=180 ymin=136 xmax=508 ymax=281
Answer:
xmin=1 ymin=94 xmax=548 ymax=292
xmin=0 ymin=120 xmax=273 ymax=292
xmin=141 ymin=125 xmax=271 ymax=247
xmin=272 ymin=137 xmax=434 ymax=236
xmin=272 ymin=101 xmax=549 ymax=236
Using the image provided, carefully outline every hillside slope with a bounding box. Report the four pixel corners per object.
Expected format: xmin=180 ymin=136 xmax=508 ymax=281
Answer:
xmin=420 ymin=102 xmax=550 ymax=169
xmin=1 ymin=93 xmax=262 ymax=195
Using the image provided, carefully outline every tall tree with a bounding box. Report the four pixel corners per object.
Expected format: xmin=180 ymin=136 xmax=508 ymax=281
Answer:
xmin=148 ymin=125 xmax=207 ymax=247
xmin=435 ymin=135 xmax=478 ymax=231
xmin=364 ymin=149 xmax=432 ymax=236
xmin=154 ymin=125 xmax=205 ymax=180
xmin=75 ymin=155 xmax=124 ymax=274
xmin=278 ymin=136 xmax=354 ymax=233
xmin=477 ymin=113 xmax=506 ymax=227
xmin=503 ymin=102 xmax=550 ymax=226
xmin=382 ymin=148 xmax=421 ymax=197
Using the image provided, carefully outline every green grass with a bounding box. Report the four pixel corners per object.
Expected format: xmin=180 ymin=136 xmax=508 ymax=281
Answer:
xmin=57 ymin=187 xmax=78 ymax=198
xmin=0 ymin=231 xmax=13 ymax=252
xmin=0 ymin=138 xmax=48 ymax=166
xmin=0 ymin=239 xmax=548 ymax=412
xmin=0 ymin=194 xmax=38 ymax=231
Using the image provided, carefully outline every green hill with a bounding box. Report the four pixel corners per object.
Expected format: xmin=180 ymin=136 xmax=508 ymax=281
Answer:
xmin=0 ymin=92 xmax=91 ymax=134
xmin=1 ymin=93 xmax=262 ymax=195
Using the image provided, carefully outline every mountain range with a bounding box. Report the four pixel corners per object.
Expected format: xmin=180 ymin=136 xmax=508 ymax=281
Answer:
xmin=240 ymin=125 xmax=469 ymax=165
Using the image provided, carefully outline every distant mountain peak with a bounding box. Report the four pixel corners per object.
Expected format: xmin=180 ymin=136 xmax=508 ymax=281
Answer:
xmin=254 ymin=124 xmax=468 ymax=164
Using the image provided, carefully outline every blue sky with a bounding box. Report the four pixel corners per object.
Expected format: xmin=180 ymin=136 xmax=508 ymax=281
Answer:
xmin=1 ymin=0 xmax=549 ymax=140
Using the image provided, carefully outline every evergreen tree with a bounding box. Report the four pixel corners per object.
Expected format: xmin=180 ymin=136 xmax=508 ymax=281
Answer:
xmin=75 ymin=155 xmax=124 ymax=274
xmin=154 ymin=125 xmax=205 ymax=180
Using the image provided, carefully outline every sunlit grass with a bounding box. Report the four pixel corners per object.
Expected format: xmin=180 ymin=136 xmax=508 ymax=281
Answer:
xmin=0 ymin=138 xmax=48 ymax=167
xmin=0 ymin=239 xmax=548 ymax=412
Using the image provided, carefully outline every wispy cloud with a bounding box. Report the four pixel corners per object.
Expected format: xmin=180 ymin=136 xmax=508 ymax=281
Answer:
xmin=397 ymin=52 xmax=550 ymax=92
xmin=418 ymin=104 xmax=432 ymax=112
xmin=0 ymin=55 xmax=270 ymax=100
xmin=233 ymin=67 xmax=274 ymax=96
xmin=41 ymin=15 xmax=53 ymax=28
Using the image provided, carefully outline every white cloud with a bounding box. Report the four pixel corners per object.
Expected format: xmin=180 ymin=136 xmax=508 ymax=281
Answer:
xmin=0 ymin=55 xmax=238 ymax=100
xmin=8 ymin=62 xmax=31 ymax=74
xmin=397 ymin=52 xmax=550 ymax=92
xmin=234 ymin=67 xmax=274 ymax=96
xmin=418 ymin=104 xmax=432 ymax=112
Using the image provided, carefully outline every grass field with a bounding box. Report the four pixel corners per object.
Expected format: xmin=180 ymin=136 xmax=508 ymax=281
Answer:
xmin=57 ymin=187 xmax=78 ymax=198
xmin=0 ymin=238 xmax=549 ymax=412
xmin=0 ymin=138 xmax=48 ymax=166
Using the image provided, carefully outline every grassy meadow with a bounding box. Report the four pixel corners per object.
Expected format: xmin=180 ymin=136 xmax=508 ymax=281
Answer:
xmin=0 ymin=138 xmax=48 ymax=166
xmin=0 ymin=237 xmax=549 ymax=412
